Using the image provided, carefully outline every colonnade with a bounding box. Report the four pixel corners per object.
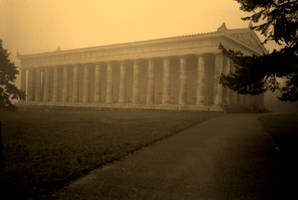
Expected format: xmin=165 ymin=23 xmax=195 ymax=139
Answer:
xmin=20 ymin=53 xmax=260 ymax=108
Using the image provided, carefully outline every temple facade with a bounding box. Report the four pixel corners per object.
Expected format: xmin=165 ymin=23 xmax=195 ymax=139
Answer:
xmin=17 ymin=23 xmax=266 ymax=111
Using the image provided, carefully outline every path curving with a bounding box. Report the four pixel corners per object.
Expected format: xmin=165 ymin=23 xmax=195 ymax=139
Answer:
xmin=41 ymin=114 xmax=290 ymax=200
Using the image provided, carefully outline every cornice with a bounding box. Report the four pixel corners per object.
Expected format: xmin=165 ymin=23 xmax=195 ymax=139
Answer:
xmin=19 ymin=31 xmax=224 ymax=58
xmin=18 ymin=25 xmax=267 ymax=68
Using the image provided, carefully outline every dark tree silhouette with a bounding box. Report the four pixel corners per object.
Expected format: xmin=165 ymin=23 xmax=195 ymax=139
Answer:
xmin=0 ymin=39 xmax=25 ymax=110
xmin=220 ymin=0 xmax=298 ymax=101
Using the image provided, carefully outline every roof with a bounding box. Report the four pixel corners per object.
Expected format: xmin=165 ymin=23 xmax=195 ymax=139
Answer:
xmin=18 ymin=23 xmax=267 ymax=59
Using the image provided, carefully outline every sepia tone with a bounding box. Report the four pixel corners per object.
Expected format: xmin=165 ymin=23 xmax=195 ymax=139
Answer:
xmin=2 ymin=1 xmax=298 ymax=200
xmin=17 ymin=23 xmax=265 ymax=111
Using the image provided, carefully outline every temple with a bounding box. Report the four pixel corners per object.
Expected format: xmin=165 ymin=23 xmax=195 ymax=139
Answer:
xmin=17 ymin=23 xmax=266 ymax=111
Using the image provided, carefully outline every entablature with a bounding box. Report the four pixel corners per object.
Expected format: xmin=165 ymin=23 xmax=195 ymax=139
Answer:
xmin=19 ymin=23 xmax=267 ymax=68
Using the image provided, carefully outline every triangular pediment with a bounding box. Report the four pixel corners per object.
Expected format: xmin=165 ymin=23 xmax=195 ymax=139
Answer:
xmin=227 ymin=30 xmax=267 ymax=54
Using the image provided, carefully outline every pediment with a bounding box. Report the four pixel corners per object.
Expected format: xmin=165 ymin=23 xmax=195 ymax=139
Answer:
xmin=227 ymin=31 xmax=267 ymax=54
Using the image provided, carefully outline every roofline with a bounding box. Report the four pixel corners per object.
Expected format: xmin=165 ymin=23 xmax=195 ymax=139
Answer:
xmin=18 ymin=31 xmax=224 ymax=58
xmin=249 ymin=30 xmax=268 ymax=54
xmin=18 ymin=26 xmax=265 ymax=58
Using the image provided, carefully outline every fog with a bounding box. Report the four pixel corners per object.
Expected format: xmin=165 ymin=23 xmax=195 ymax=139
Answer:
xmin=1 ymin=0 xmax=252 ymax=60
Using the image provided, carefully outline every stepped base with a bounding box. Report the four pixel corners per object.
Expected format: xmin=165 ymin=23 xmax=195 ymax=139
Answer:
xmin=17 ymin=102 xmax=224 ymax=112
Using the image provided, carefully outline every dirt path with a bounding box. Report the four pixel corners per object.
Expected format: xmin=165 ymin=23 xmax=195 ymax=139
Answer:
xmin=41 ymin=114 xmax=291 ymax=200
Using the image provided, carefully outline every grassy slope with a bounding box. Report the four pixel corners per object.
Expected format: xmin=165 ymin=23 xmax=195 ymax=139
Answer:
xmin=0 ymin=110 xmax=221 ymax=199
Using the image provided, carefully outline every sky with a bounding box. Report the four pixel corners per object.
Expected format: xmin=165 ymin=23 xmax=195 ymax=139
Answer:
xmin=1 ymin=0 xmax=270 ymax=63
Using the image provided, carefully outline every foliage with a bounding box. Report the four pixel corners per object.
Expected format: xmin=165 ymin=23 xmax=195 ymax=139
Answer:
xmin=220 ymin=0 xmax=298 ymax=101
xmin=0 ymin=39 xmax=25 ymax=110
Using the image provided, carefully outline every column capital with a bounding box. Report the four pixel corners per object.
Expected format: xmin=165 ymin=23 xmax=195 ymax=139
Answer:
xmin=179 ymin=56 xmax=187 ymax=64
xmin=133 ymin=59 xmax=141 ymax=65
xmin=119 ymin=61 xmax=125 ymax=66
xmin=93 ymin=63 xmax=101 ymax=69
xmin=163 ymin=56 xmax=170 ymax=61
xmin=210 ymin=50 xmax=223 ymax=55
xmin=119 ymin=59 xmax=132 ymax=63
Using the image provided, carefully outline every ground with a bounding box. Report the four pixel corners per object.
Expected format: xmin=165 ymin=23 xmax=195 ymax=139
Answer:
xmin=40 ymin=114 xmax=297 ymax=200
xmin=0 ymin=109 xmax=220 ymax=199
xmin=1 ymin=109 xmax=297 ymax=199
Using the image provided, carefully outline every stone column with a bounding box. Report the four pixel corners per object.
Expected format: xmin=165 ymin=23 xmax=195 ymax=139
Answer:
xmin=196 ymin=55 xmax=206 ymax=104
xmin=82 ymin=64 xmax=89 ymax=103
xmin=94 ymin=64 xmax=100 ymax=102
xmin=178 ymin=56 xmax=187 ymax=105
xmin=223 ymin=58 xmax=231 ymax=105
xmin=132 ymin=60 xmax=139 ymax=104
xmin=118 ymin=61 xmax=126 ymax=103
xmin=20 ymin=68 xmax=26 ymax=92
xmin=43 ymin=68 xmax=49 ymax=102
xmin=72 ymin=65 xmax=79 ymax=102
xmin=52 ymin=67 xmax=58 ymax=102
xmin=62 ymin=66 xmax=68 ymax=102
xmin=27 ymin=68 xmax=33 ymax=102
xmin=213 ymin=54 xmax=224 ymax=105
xmin=19 ymin=68 xmax=24 ymax=101
xmin=34 ymin=68 xmax=41 ymax=102
xmin=106 ymin=63 xmax=113 ymax=103
xmin=230 ymin=61 xmax=238 ymax=104
xmin=162 ymin=57 xmax=170 ymax=104
xmin=146 ymin=59 xmax=154 ymax=104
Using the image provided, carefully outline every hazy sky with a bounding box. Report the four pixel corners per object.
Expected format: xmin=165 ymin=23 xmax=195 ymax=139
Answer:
xmin=1 ymin=0 xmax=261 ymax=60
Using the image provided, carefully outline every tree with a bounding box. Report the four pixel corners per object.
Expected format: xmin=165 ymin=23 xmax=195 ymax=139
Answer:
xmin=0 ymin=39 xmax=25 ymax=110
xmin=220 ymin=0 xmax=298 ymax=101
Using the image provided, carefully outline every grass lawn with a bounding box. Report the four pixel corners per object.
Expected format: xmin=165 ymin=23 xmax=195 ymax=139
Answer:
xmin=0 ymin=109 xmax=221 ymax=199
